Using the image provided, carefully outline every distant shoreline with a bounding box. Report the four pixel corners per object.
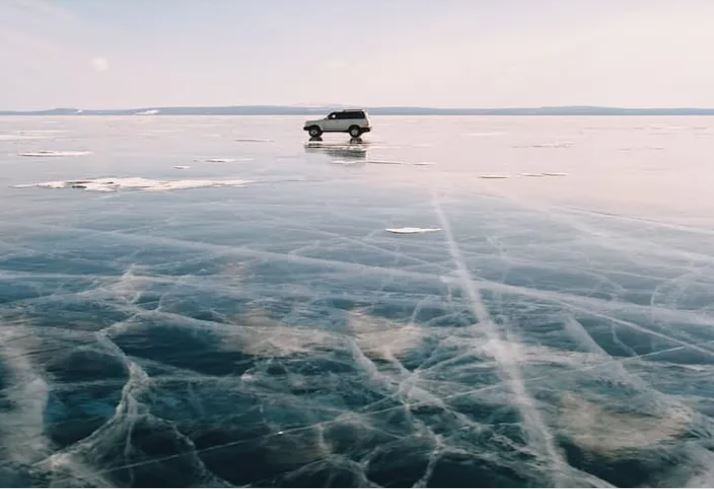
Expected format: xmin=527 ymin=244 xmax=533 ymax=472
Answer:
xmin=3 ymin=106 xmax=714 ymax=116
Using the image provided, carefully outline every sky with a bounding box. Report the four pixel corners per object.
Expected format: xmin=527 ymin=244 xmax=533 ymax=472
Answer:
xmin=2 ymin=0 xmax=714 ymax=110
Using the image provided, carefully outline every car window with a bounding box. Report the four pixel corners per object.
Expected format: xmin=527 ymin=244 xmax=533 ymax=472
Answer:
xmin=337 ymin=111 xmax=364 ymax=119
xmin=328 ymin=113 xmax=336 ymax=119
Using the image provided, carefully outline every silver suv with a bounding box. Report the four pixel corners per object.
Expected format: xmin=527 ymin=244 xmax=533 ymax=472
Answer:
xmin=303 ymin=109 xmax=371 ymax=138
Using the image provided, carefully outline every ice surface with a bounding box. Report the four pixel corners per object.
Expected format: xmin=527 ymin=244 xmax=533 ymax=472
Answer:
xmin=1 ymin=115 xmax=714 ymax=487
xmin=0 ymin=134 xmax=46 ymax=141
xmin=330 ymin=159 xmax=362 ymax=165
xmin=515 ymin=142 xmax=574 ymax=149
xmin=464 ymin=131 xmax=506 ymax=137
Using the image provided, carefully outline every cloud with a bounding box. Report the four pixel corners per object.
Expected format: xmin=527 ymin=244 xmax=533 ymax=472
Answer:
xmin=91 ymin=56 xmax=109 ymax=72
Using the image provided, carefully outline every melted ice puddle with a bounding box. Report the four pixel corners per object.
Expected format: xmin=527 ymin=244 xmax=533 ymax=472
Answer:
xmin=173 ymin=165 xmax=191 ymax=170
xmin=19 ymin=151 xmax=91 ymax=157
xmin=386 ymin=227 xmax=441 ymax=234
xmin=15 ymin=177 xmax=253 ymax=192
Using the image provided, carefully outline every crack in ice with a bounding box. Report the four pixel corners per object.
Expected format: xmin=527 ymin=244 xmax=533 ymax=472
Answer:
xmin=431 ymin=191 xmax=572 ymax=486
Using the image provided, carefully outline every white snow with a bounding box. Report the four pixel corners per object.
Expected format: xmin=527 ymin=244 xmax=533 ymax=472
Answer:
xmin=385 ymin=227 xmax=441 ymax=234
xmin=204 ymin=157 xmax=253 ymax=163
xmin=18 ymin=151 xmax=91 ymax=157
xmin=15 ymin=177 xmax=253 ymax=192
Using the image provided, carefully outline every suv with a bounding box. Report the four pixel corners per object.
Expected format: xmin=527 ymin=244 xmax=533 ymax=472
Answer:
xmin=303 ymin=109 xmax=371 ymax=138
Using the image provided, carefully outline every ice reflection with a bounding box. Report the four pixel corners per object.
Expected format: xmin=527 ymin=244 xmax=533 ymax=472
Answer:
xmin=304 ymin=139 xmax=368 ymax=160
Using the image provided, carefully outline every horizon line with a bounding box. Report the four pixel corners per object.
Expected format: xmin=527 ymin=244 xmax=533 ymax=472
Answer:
xmin=3 ymin=104 xmax=714 ymax=116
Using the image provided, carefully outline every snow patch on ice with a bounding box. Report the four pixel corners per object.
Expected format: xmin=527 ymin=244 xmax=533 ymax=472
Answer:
xmin=204 ymin=157 xmax=253 ymax=163
xmin=520 ymin=172 xmax=568 ymax=177
xmin=386 ymin=227 xmax=441 ymax=234
xmin=14 ymin=177 xmax=253 ymax=192
xmin=205 ymin=158 xmax=236 ymax=163
xmin=19 ymin=150 xmax=91 ymax=157
xmin=514 ymin=142 xmax=573 ymax=149
xmin=366 ymin=159 xmax=436 ymax=166
xmin=366 ymin=159 xmax=405 ymax=165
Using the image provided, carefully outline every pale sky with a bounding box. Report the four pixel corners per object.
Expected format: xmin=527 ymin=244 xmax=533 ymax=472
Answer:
xmin=2 ymin=0 xmax=714 ymax=110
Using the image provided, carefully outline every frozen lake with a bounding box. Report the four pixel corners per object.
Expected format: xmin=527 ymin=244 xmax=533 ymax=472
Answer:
xmin=1 ymin=116 xmax=714 ymax=487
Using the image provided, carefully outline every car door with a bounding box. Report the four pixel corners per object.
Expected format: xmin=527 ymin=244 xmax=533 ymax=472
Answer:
xmin=323 ymin=112 xmax=339 ymax=131
xmin=334 ymin=112 xmax=351 ymax=131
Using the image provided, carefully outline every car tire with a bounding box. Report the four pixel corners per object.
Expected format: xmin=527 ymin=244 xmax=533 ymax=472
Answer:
xmin=309 ymin=126 xmax=322 ymax=137
xmin=349 ymin=126 xmax=362 ymax=138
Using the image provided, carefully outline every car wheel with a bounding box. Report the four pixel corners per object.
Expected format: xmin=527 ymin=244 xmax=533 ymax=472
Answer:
xmin=349 ymin=126 xmax=362 ymax=138
xmin=309 ymin=126 xmax=322 ymax=137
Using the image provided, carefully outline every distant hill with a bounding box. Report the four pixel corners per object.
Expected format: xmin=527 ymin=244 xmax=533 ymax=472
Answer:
xmin=2 ymin=105 xmax=714 ymax=116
